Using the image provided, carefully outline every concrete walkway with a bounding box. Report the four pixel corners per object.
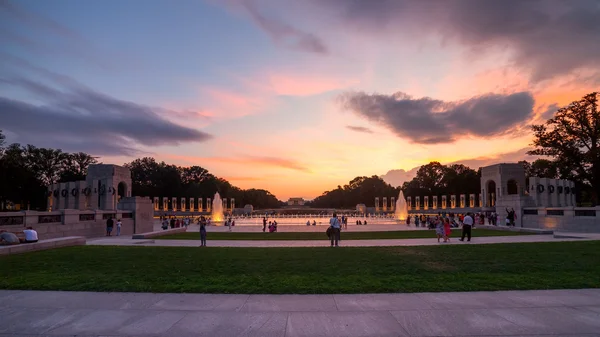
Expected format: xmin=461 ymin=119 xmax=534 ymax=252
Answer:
xmin=87 ymin=233 xmax=600 ymax=248
xmin=1 ymin=289 xmax=599 ymax=336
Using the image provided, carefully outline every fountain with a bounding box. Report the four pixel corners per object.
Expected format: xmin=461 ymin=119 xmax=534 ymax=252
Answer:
xmin=212 ymin=192 xmax=224 ymax=222
xmin=395 ymin=190 xmax=408 ymax=221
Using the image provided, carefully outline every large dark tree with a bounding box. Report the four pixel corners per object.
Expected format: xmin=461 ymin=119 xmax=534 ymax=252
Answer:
xmin=59 ymin=152 xmax=98 ymax=182
xmin=310 ymin=176 xmax=398 ymax=208
xmin=529 ymin=92 xmax=599 ymax=204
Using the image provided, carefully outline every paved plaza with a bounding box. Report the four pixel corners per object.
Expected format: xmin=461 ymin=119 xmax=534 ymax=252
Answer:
xmin=88 ymin=231 xmax=600 ymax=248
xmin=1 ymin=289 xmax=599 ymax=336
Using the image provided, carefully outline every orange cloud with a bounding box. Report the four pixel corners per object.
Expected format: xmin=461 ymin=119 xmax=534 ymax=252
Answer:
xmin=164 ymin=154 xmax=311 ymax=172
xmin=200 ymin=87 xmax=268 ymax=119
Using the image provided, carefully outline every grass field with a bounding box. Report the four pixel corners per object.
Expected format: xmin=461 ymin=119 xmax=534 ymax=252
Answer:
xmin=154 ymin=228 xmax=534 ymax=240
xmin=2 ymin=241 xmax=599 ymax=294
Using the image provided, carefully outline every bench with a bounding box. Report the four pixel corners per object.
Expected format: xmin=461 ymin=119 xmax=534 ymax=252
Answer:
xmin=132 ymin=227 xmax=186 ymax=239
xmin=0 ymin=236 xmax=86 ymax=256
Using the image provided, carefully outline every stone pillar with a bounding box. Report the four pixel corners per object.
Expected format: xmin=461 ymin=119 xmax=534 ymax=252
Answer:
xmin=171 ymin=197 xmax=177 ymax=211
xmin=390 ymin=197 xmax=395 ymax=211
xmin=478 ymin=193 xmax=483 ymax=207
xmin=153 ymin=197 xmax=159 ymax=211
xmin=433 ymin=196 xmax=438 ymax=209
xmin=206 ymin=198 xmax=211 ymax=212
xmin=415 ymin=196 xmax=420 ymax=210
xmin=162 ymin=197 xmax=168 ymax=211
xmin=181 ymin=197 xmax=186 ymax=211
xmin=451 ymin=195 xmax=456 ymax=208
xmin=469 ymin=194 xmax=475 ymax=208
xmin=424 ymin=196 xmax=429 ymax=210
xmin=407 ymin=197 xmax=411 ymax=210
xmin=375 ymin=197 xmax=379 ymax=212
xmin=231 ymin=198 xmax=235 ymax=211
xmin=557 ymin=180 xmax=566 ymax=207
xmin=441 ymin=195 xmax=447 ymax=209
xmin=460 ymin=194 xmax=465 ymax=208
xmin=223 ymin=198 xmax=228 ymax=212
xmin=548 ymin=179 xmax=558 ymax=207
xmin=382 ymin=197 xmax=387 ymax=212
xmin=490 ymin=193 xmax=495 ymax=206
xmin=198 ymin=198 xmax=203 ymax=212
xmin=118 ymin=196 xmax=153 ymax=234
xmin=569 ymin=181 xmax=576 ymax=206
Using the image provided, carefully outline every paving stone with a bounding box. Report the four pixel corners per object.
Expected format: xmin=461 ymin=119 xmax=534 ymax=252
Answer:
xmin=150 ymin=293 xmax=249 ymax=311
xmin=165 ymin=311 xmax=287 ymax=337
xmin=0 ymin=307 xmax=90 ymax=335
xmin=117 ymin=310 xmax=187 ymax=335
xmin=492 ymin=307 xmax=600 ymax=335
xmin=241 ymin=295 xmax=337 ymax=312
xmin=7 ymin=291 xmax=165 ymax=310
xmin=286 ymin=311 xmax=408 ymax=337
xmin=390 ymin=308 xmax=530 ymax=336
xmin=46 ymin=309 xmax=141 ymax=335
xmin=333 ymin=293 xmax=433 ymax=311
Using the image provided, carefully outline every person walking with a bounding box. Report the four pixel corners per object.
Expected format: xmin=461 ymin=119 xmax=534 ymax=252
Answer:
xmin=199 ymin=216 xmax=207 ymax=246
xmin=329 ymin=213 xmax=341 ymax=247
xmin=106 ymin=216 xmax=114 ymax=236
xmin=443 ymin=218 xmax=451 ymax=243
xmin=116 ymin=219 xmax=122 ymax=236
xmin=460 ymin=213 xmax=473 ymax=242
xmin=435 ymin=218 xmax=444 ymax=243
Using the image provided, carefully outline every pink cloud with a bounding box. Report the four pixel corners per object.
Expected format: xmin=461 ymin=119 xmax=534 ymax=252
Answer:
xmin=164 ymin=154 xmax=311 ymax=172
xmin=265 ymin=74 xmax=358 ymax=96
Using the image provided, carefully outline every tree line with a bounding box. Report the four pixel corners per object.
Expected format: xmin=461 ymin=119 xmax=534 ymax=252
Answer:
xmin=0 ymin=136 xmax=283 ymax=211
xmin=123 ymin=157 xmax=283 ymax=209
xmin=308 ymin=92 xmax=600 ymax=207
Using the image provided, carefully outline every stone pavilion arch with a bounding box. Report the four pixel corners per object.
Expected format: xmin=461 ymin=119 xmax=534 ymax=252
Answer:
xmin=506 ymin=178 xmax=519 ymax=195
xmin=484 ymin=179 xmax=497 ymax=207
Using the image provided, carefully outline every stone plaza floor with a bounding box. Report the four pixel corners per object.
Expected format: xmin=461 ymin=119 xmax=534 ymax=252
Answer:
xmin=1 ymin=289 xmax=599 ymax=336
xmin=87 ymin=232 xmax=600 ymax=248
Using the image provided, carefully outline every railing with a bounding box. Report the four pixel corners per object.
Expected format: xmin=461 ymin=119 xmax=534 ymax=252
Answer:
xmin=0 ymin=216 xmax=24 ymax=226
xmin=523 ymin=209 xmax=538 ymax=215
xmin=575 ymin=210 xmax=596 ymax=217
xmin=38 ymin=215 xmax=62 ymax=223
xmin=546 ymin=210 xmax=564 ymax=216
xmin=79 ymin=213 xmax=95 ymax=221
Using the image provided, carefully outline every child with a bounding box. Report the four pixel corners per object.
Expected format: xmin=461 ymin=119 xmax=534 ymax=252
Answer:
xmin=116 ymin=219 xmax=122 ymax=236
xmin=443 ymin=218 xmax=451 ymax=242
xmin=435 ymin=218 xmax=444 ymax=243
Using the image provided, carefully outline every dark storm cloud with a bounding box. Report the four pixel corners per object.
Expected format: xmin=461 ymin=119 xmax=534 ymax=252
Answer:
xmin=339 ymin=91 xmax=534 ymax=144
xmin=308 ymin=0 xmax=600 ymax=81
xmin=346 ymin=125 xmax=373 ymax=134
xmin=241 ymin=0 xmax=328 ymax=54
xmin=0 ymin=78 xmax=213 ymax=156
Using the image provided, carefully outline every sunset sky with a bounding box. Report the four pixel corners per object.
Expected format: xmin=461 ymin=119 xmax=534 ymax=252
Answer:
xmin=1 ymin=0 xmax=599 ymax=200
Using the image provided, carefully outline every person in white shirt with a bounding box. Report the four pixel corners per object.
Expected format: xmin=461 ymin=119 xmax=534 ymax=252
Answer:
xmin=23 ymin=227 xmax=38 ymax=243
xmin=460 ymin=213 xmax=474 ymax=242
xmin=329 ymin=213 xmax=341 ymax=247
xmin=116 ymin=219 xmax=122 ymax=236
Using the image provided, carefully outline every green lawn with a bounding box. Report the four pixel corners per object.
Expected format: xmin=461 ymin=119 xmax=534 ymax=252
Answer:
xmin=155 ymin=228 xmax=533 ymax=240
xmin=2 ymin=241 xmax=599 ymax=294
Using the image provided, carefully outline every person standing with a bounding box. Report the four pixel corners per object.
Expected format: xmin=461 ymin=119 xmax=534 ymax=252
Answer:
xmin=227 ymin=217 xmax=232 ymax=231
xmin=443 ymin=218 xmax=451 ymax=243
xmin=329 ymin=213 xmax=341 ymax=247
xmin=170 ymin=217 xmax=175 ymax=229
xmin=116 ymin=219 xmax=122 ymax=236
xmin=460 ymin=213 xmax=473 ymax=242
xmin=263 ymin=217 xmax=267 ymax=232
xmin=199 ymin=216 xmax=207 ymax=246
xmin=106 ymin=216 xmax=114 ymax=236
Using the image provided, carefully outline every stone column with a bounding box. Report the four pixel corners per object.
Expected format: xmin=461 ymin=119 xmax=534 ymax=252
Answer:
xmin=171 ymin=197 xmax=177 ymax=211
xmin=382 ymin=197 xmax=387 ymax=212
xmin=223 ymin=198 xmax=228 ymax=212
xmin=460 ymin=194 xmax=465 ymax=208
xmin=469 ymin=194 xmax=475 ymax=208
xmin=162 ymin=197 xmax=168 ymax=211
xmin=231 ymin=198 xmax=235 ymax=211
xmin=375 ymin=197 xmax=379 ymax=212
xmin=424 ymin=196 xmax=429 ymax=210
xmin=441 ymin=195 xmax=447 ymax=209
xmin=390 ymin=197 xmax=395 ymax=211
xmin=478 ymin=193 xmax=483 ymax=207
xmin=206 ymin=198 xmax=211 ymax=212
xmin=415 ymin=196 xmax=420 ymax=210
xmin=181 ymin=197 xmax=186 ymax=211
xmin=432 ymin=196 xmax=438 ymax=209
xmin=451 ymin=195 xmax=456 ymax=208
xmin=153 ymin=197 xmax=159 ymax=211
xmin=407 ymin=197 xmax=411 ymax=210
xmin=198 ymin=198 xmax=203 ymax=212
